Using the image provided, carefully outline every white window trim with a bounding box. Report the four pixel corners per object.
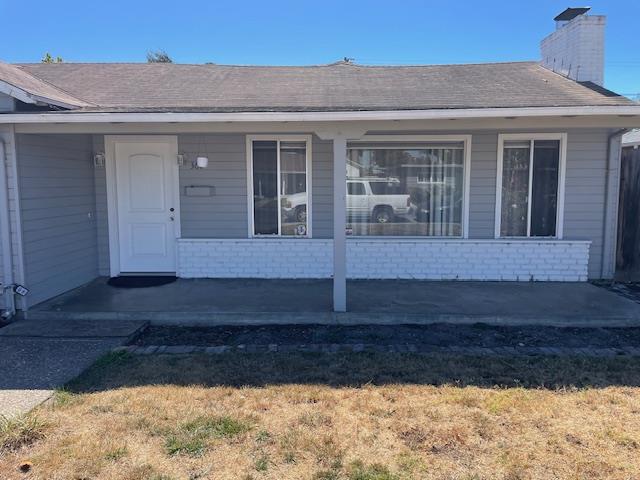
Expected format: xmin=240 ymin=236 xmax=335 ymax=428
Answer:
xmin=347 ymin=134 xmax=472 ymax=239
xmin=246 ymin=134 xmax=313 ymax=238
xmin=495 ymin=133 xmax=567 ymax=240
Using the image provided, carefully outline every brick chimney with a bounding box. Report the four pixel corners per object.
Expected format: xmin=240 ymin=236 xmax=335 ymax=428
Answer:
xmin=540 ymin=7 xmax=605 ymax=86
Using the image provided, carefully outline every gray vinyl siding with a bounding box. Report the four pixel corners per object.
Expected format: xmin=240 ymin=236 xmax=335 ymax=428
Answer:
xmin=16 ymin=134 xmax=98 ymax=307
xmin=563 ymin=129 xmax=610 ymax=278
xmin=178 ymin=135 xmax=248 ymax=238
xmin=93 ymin=135 xmax=110 ymax=275
xmin=467 ymin=132 xmax=499 ymax=238
xmin=312 ymin=138 xmax=333 ymax=238
xmin=88 ymin=128 xmax=612 ymax=282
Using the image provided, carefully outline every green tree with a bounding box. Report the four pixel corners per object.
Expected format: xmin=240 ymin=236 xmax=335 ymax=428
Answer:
xmin=146 ymin=50 xmax=173 ymax=63
xmin=41 ymin=52 xmax=63 ymax=63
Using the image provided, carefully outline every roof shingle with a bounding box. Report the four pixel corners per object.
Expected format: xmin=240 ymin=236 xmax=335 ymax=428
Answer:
xmin=4 ymin=61 xmax=636 ymax=113
xmin=0 ymin=62 xmax=92 ymax=108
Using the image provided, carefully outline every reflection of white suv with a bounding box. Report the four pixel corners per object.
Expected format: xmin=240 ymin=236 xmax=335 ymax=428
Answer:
xmin=347 ymin=178 xmax=411 ymax=223
xmin=282 ymin=192 xmax=307 ymax=223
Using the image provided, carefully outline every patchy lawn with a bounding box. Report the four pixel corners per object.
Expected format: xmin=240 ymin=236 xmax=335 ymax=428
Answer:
xmin=1 ymin=352 xmax=640 ymax=479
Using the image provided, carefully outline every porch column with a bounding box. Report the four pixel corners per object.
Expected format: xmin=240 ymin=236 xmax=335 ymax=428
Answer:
xmin=332 ymin=135 xmax=347 ymax=312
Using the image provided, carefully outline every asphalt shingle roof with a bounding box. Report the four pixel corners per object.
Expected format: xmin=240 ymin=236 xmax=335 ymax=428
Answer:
xmin=4 ymin=61 xmax=635 ymax=113
xmin=0 ymin=62 xmax=92 ymax=108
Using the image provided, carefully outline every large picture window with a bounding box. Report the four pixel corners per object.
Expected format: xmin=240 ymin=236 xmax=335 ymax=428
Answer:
xmin=346 ymin=140 xmax=467 ymax=236
xmin=497 ymin=134 xmax=565 ymax=238
xmin=249 ymin=137 xmax=310 ymax=237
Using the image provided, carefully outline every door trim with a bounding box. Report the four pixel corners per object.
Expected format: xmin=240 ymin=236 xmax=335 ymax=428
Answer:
xmin=105 ymin=135 xmax=180 ymax=276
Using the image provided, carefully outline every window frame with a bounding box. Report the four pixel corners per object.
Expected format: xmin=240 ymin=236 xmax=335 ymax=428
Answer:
xmin=246 ymin=134 xmax=313 ymax=238
xmin=346 ymin=134 xmax=472 ymax=239
xmin=495 ymin=133 xmax=567 ymax=239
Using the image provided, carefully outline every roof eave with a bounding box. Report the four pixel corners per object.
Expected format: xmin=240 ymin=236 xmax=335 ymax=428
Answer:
xmin=0 ymin=79 xmax=85 ymax=110
xmin=1 ymin=105 xmax=640 ymax=123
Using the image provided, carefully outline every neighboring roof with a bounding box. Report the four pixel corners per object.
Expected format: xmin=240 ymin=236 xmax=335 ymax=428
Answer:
xmin=554 ymin=7 xmax=591 ymax=22
xmin=0 ymin=60 xmax=631 ymax=115
xmin=0 ymin=62 xmax=91 ymax=109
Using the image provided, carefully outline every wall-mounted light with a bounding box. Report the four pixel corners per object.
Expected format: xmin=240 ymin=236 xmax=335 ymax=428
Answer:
xmin=93 ymin=152 xmax=105 ymax=168
xmin=177 ymin=154 xmax=209 ymax=169
xmin=193 ymin=156 xmax=209 ymax=169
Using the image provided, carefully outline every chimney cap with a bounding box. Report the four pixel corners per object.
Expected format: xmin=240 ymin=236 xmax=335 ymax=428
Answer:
xmin=554 ymin=7 xmax=591 ymax=22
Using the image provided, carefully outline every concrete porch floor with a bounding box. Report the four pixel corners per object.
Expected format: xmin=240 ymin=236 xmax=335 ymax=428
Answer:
xmin=25 ymin=278 xmax=640 ymax=327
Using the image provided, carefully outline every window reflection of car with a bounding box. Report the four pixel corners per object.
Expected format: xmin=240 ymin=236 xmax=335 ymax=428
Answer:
xmin=281 ymin=192 xmax=307 ymax=223
xmin=409 ymin=182 xmax=463 ymax=223
xmin=347 ymin=178 xmax=411 ymax=223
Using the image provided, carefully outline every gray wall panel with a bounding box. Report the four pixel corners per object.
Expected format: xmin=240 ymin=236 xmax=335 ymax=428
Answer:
xmin=563 ymin=129 xmax=610 ymax=278
xmin=17 ymin=134 xmax=98 ymax=307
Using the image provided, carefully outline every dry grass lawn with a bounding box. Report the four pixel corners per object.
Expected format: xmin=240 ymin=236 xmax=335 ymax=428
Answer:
xmin=1 ymin=352 xmax=640 ymax=479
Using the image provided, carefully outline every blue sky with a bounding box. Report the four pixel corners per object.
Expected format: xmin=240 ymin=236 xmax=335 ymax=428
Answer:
xmin=1 ymin=0 xmax=638 ymax=96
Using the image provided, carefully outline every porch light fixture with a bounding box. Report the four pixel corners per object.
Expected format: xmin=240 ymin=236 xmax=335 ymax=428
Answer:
xmin=193 ymin=156 xmax=209 ymax=169
xmin=93 ymin=152 xmax=105 ymax=168
xmin=192 ymin=136 xmax=209 ymax=169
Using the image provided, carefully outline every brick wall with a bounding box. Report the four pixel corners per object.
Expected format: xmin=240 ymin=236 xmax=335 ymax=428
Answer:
xmin=177 ymin=238 xmax=590 ymax=281
xmin=541 ymin=14 xmax=605 ymax=85
xmin=178 ymin=239 xmax=333 ymax=278
xmin=348 ymin=240 xmax=590 ymax=281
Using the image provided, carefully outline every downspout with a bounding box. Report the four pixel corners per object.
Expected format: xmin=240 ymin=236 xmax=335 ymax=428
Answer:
xmin=0 ymin=139 xmax=15 ymax=318
xmin=602 ymin=128 xmax=629 ymax=280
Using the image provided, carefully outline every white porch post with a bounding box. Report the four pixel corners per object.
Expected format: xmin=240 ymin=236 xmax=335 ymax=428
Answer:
xmin=316 ymin=128 xmax=365 ymax=312
xmin=332 ymin=135 xmax=347 ymax=312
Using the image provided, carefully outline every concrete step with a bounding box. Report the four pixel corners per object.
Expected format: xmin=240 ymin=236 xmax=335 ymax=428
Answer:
xmin=116 ymin=343 xmax=640 ymax=357
xmin=24 ymin=309 xmax=640 ymax=328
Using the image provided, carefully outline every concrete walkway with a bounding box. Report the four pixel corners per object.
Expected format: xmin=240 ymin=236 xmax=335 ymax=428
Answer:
xmin=27 ymin=278 xmax=640 ymax=327
xmin=0 ymin=318 xmax=147 ymax=417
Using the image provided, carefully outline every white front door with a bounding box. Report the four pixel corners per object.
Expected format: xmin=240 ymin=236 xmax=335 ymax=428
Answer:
xmin=111 ymin=137 xmax=179 ymax=273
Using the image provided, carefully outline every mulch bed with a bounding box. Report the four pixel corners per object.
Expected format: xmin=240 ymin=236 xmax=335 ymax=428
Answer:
xmin=133 ymin=323 xmax=640 ymax=349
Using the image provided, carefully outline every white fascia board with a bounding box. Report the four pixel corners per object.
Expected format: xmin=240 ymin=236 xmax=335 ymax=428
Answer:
xmin=0 ymin=80 xmax=82 ymax=110
xmin=1 ymin=105 xmax=640 ymax=124
xmin=0 ymin=81 xmax=37 ymax=105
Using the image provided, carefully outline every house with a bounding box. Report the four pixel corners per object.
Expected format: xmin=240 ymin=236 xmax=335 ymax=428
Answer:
xmin=1 ymin=7 xmax=639 ymax=317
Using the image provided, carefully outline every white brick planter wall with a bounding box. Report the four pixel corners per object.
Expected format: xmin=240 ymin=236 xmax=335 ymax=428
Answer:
xmin=178 ymin=238 xmax=590 ymax=281
xmin=346 ymin=239 xmax=590 ymax=281
xmin=178 ymin=239 xmax=332 ymax=278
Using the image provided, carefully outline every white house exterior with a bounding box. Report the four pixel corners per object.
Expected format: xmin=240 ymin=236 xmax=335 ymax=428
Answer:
xmin=1 ymin=8 xmax=640 ymax=316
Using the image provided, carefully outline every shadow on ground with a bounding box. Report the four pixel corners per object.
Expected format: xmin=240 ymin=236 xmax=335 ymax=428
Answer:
xmin=66 ymin=351 xmax=640 ymax=393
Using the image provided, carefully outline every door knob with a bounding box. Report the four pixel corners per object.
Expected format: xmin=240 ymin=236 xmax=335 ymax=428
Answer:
xmin=170 ymin=208 xmax=175 ymax=212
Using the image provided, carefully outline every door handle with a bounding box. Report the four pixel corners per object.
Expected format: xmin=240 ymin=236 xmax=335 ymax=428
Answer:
xmin=170 ymin=216 xmax=175 ymax=221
